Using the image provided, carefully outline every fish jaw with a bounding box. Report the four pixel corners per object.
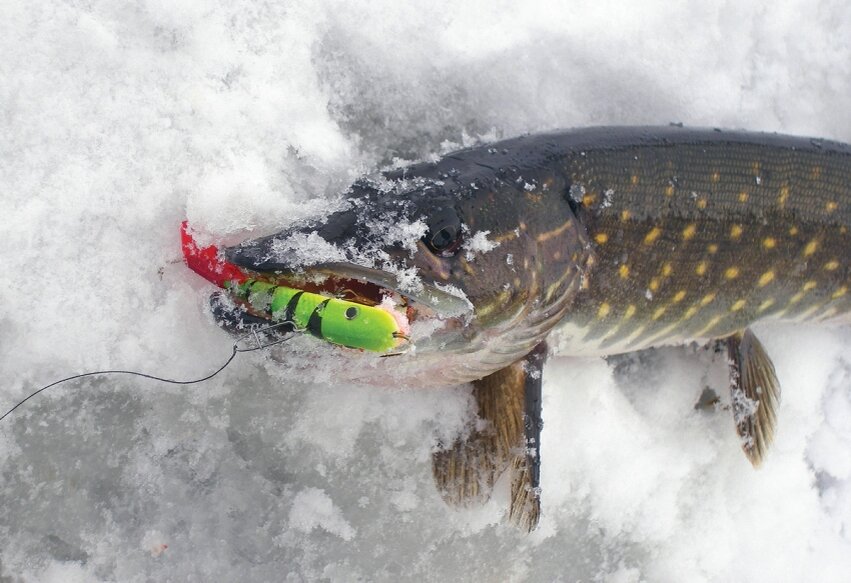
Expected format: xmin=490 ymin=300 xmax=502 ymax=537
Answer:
xmin=218 ymin=228 xmax=586 ymax=386
xmin=198 ymin=141 xmax=596 ymax=384
xmin=210 ymin=224 xmax=472 ymax=375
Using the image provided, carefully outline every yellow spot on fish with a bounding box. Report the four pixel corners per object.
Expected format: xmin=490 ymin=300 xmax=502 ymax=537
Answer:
xmin=683 ymin=306 xmax=699 ymax=319
xmin=711 ymin=172 xmax=720 ymax=183
xmin=621 ymin=210 xmax=631 ymax=221
xmin=826 ymin=201 xmax=838 ymax=213
xmin=696 ymin=198 xmax=708 ymax=209
xmin=514 ymin=277 xmax=522 ymax=287
xmin=665 ymin=184 xmax=675 ymax=197
xmin=682 ymin=224 xmax=697 ymax=240
xmin=725 ymin=267 xmax=740 ymax=280
xmin=762 ymin=237 xmax=777 ymax=249
xmin=624 ymin=304 xmax=636 ymax=320
xmin=789 ymin=226 xmax=799 ymax=236
xmin=804 ymin=240 xmax=819 ymax=256
xmin=820 ymin=306 xmax=839 ymax=320
xmin=652 ymin=306 xmax=667 ymax=320
xmin=751 ymin=161 xmax=761 ymax=174
xmin=832 ymin=286 xmax=847 ymax=299
xmin=536 ymin=220 xmax=574 ymax=242
xmin=493 ymin=230 xmax=520 ymax=243
xmin=582 ymin=193 xmax=596 ymax=206
xmin=695 ymin=261 xmax=709 ymax=276
xmin=595 ymin=233 xmax=609 ymax=244
xmin=738 ymin=191 xmax=749 ymax=203
xmin=842 ymin=226 xmax=848 ymax=235
xmin=731 ymin=299 xmax=747 ymax=311
xmin=631 ymin=174 xmax=640 ymax=185
xmin=643 ymin=227 xmax=662 ymax=245
xmin=811 ymin=166 xmax=822 ymax=179
xmin=619 ymin=264 xmax=630 ymax=279
xmin=803 ymin=281 xmax=817 ymax=291
xmin=673 ymin=290 xmax=687 ymax=303
xmin=700 ymin=292 xmax=716 ymax=306
xmin=730 ymin=224 xmax=743 ymax=240
xmin=695 ymin=315 xmax=723 ymax=336
xmin=662 ymin=262 xmax=673 ymax=276
xmin=778 ymin=186 xmax=790 ymax=208
xmin=707 ymin=244 xmax=718 ymax=254
xmin=553 ymin=250 xmax=562 ymax=260
xmin=545 ymin=282 xmax=563 ymax=301
xmin=758 ymin=271 xmax=775 ymax=287
xmin=597 ymin=302 xmax=611 ymax=318
xmin=649 ymin=277 xmax=660 ymax=292
xmin=477 ymin=302 xmax=497 ymax=317
xmin=789 ymin=290 xmax=807 ymax=305
xmin=625 ymin=325 xmax=647 ymax=344
xmin=825 ymin=259 xmax=840 ymax=271
xmin=803 ymin=304 xmax=828 ymax=320
xmin=758 ymin=298 xmax=776 ymax=313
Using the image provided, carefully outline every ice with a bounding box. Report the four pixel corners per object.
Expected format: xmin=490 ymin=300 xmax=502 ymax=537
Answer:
xmin=3 ymin=0 xmax=851 ymax=581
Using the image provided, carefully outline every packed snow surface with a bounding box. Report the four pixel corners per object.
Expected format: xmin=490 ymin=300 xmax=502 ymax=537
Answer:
xmin=3 ymin=1 xmax=851 ymax=581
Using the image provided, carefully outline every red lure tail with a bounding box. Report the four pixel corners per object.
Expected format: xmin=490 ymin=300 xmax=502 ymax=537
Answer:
xmin=180 ymin=221 xmax=247 ymax=288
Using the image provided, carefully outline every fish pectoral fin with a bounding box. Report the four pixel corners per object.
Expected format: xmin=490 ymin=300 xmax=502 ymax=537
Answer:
xmin=431 ymin=343 xmax=546 ymax=532
xmin=725 ymin=328 xmax=781 ymax=468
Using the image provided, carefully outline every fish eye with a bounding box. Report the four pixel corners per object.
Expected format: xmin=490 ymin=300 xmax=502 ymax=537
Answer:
xmin=345 ymin=306 xmax=359 ymax=320
xmin=424 ymin=207 xmax=463 ymax=257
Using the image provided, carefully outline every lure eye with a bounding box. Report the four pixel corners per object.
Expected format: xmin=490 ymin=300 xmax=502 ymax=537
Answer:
xmin=424 ymin=206 xmax=463 ymax=257
xmin=345 ymin=306 xmax=359 ymax=320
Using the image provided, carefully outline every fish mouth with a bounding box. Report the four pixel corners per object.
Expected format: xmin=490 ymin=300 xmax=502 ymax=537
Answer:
xmin=292 ymin=262 xmax=473 ymax=318
xmin=219 ymin=251 xmax=475 ymax=354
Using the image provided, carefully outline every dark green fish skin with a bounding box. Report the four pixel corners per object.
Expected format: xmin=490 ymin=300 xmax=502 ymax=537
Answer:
xmin=537 ymin=127 xmax=851 ymax=354
xmin=384 ymin=125 xmax=851 ymax=358
xmin=225 ymin=126 xmax=851 ymax=377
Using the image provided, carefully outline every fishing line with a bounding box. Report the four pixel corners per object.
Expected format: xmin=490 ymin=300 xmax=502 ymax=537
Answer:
xmin=0 ymin=322 xmax=298 ymax=425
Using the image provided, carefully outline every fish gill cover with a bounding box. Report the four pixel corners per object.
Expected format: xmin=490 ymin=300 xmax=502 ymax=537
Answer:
xmin=2 ymin=1 xmax=851 ymax=582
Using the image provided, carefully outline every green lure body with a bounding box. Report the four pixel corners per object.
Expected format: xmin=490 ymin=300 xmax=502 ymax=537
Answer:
xmin=228 ymin=279 xmax=402 ymax=353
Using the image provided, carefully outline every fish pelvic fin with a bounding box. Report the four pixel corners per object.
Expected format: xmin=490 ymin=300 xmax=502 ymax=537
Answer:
xmin=432 ymin=343 xmax=546 ymax=532
xmin=726 ymin=328 xmax=781 ymax=467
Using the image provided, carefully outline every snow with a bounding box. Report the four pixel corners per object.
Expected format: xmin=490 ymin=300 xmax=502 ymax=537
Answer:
xmin=2 ymin=0 xmax=851 ymax=581
xmin=288 ymin=487 xmax=357 ymax=541
xmin=462 ymin=230 xmax=500 ymax=261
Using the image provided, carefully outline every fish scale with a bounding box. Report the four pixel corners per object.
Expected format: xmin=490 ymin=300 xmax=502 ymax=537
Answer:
xmin=554 ymin=133 xmax=851 ymax=354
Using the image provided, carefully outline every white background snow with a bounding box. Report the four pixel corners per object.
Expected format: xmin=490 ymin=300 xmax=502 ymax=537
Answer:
xmin=2 ymin=1 xmax=851 ymax=581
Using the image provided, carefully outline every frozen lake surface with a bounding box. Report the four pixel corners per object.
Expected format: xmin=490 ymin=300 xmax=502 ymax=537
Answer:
xmin=2 ymin=1 xmax=851 ymax=581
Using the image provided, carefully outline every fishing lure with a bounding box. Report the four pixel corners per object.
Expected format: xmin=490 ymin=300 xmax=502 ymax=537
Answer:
xmin=230 ymin=279 xmax=405 ymax=352
xmin=181 ymin=222 xmax=407 ymax=353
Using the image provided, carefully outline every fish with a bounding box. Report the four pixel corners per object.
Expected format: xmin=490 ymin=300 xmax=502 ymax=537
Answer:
xmin=202 ymin=125 xmax=851 ymax=532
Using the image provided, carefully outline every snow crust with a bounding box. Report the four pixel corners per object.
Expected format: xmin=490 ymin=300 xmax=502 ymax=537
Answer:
xmin=3 ymin=1 xmax=851 ymax=581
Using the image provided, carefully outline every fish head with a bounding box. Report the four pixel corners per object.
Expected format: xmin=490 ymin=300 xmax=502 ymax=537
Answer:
xmin=223 ymin=153 xmax=593 ymax=386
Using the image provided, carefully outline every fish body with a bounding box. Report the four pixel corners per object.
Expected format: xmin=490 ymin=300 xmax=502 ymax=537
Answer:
xmin=544 ymin=127 xmax=851 ymax=355
xmin=200 ymin=126 xmax=851 ymax=531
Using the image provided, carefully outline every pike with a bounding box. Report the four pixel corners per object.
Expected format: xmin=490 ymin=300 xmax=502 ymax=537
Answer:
xmin=199 ymin=126 xmax=851 ymax=531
